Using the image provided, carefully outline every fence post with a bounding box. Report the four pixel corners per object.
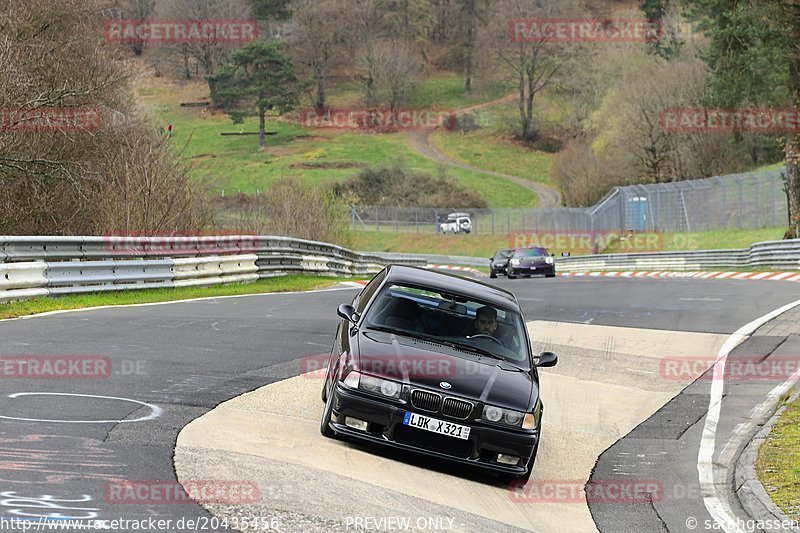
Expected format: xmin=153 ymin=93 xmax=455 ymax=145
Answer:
xmin=738 ymin=179 xmax=744 ymax=229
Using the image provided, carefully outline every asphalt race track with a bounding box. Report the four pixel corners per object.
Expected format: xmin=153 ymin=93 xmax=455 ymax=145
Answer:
xmin=1 ymin=276 xmax=799 ymax=532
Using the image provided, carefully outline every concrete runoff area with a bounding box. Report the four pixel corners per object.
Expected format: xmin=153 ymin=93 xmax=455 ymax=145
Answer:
xmin=175 ymin=321 xmax=728 ymax=532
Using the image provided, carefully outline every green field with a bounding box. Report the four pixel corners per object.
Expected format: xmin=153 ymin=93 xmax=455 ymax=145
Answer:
xmin=431 ymin=130 xmax=554 ymax=185
xmin=139 ymin=78 xmax=538 ymax=207
xmin=603 ymin=227 xmax=786 ymax=253
xmin=353 ymin=227 xmax=789 ymax=258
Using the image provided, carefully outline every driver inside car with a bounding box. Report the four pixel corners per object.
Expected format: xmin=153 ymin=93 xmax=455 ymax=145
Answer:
xmin=464 ymin=306 xmax=500 ymax=339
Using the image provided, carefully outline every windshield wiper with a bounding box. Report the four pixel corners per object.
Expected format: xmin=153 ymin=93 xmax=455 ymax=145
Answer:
xmin=366 ymin=326 xmax=504 ymax=359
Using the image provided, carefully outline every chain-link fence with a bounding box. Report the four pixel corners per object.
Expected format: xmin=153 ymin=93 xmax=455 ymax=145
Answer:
xmin=351 ymin=168 xmax=788 ymax=234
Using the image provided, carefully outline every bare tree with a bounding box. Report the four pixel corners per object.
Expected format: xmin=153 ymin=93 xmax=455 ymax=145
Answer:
xmin=155 ymin=0 xmax=253 ymax=77
xmin=289 ymin=0 xmax=350 ymax=111
xmin=350 ymin=0 xmax=390 ymax=107
xmin=373 ymin=40 xmax=423 ymax=111
xmin=0 ymin=0 xmax=208 ymax=235
xmin=120 ymin=0 xmax=157 ymax=56
xmin=591 ymin=57 xmax=739 ymax=184
xmin=479 ymin=0 xmax=581 ymax=140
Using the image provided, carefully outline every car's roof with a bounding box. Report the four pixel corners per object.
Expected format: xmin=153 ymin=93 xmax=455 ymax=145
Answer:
xmin=383 ymin=265 xmax=519 ymax=309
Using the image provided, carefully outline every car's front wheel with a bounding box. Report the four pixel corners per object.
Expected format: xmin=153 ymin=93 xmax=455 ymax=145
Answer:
xmin=489 ymin=270 xmax=497 ymax=279
xmin=320 ymin=377 xmax=337 ymax=438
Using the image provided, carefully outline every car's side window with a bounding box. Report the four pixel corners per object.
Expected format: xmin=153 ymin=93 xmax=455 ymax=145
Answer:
xmin=355 ymin=268 xmax=387 ymax=314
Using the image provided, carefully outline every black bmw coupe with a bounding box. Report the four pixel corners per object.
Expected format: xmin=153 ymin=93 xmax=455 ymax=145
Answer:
xmin=319 ymin=265 xmax=557 ymax=483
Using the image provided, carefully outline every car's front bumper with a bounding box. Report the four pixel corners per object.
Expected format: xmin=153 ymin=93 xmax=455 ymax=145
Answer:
xmin=326 ymin=384 xmax=539 ymax=476
xmin=509 ymin=264 xmax=555 ymax=276
xmin=490 ymin=265 xmax=508 ymax=275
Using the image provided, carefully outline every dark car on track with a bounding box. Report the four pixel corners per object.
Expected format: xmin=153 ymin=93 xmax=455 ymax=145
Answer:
xmin=319 ymin=265 xmax=557 ymax=483
xmin=489 ymin=249 xmax=514 ymax=278
xmin=508 ymin=247 xmax=556 ymax=279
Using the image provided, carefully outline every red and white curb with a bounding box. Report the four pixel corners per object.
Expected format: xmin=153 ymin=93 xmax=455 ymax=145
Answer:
xmin=559 ymin=271 xmax=800 ymax=282
xmin=425 ymin=264 xmax=488 ymax=277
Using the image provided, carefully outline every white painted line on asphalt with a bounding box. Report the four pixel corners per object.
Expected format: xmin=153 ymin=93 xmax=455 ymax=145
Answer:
xmin=698 ymin=297 xmax=800 ymax=533
xmin=0 ymin=392 xmax=163 ymax=423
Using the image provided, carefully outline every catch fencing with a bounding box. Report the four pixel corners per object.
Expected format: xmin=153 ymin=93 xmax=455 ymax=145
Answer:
xmin=351 ymin=168 xmax=788 ymax=234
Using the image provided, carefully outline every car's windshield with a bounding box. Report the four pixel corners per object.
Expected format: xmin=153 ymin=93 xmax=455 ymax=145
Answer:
xmin=363 ymin=283 xmax=530 ymax=367
xmin=494 ymin=250 xmax=513 ymax=260
xmin=514 ymin=247 xmax=548 ymax=257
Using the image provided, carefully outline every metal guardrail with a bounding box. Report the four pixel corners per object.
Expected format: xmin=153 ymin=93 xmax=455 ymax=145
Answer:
xmin=366 ymin=239 xmax=800 ymax=273
xmin=0 ymin=236 xmax=426 ymax=303
xmin=555 ymin=240 xmax=800 ymax=272
xmin=3 ymin=235 xmax=799 ymax=304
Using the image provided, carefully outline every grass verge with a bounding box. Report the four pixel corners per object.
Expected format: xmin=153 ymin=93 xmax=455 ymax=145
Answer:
xmin=0 ymin=275 xmax=350 ymax=320
xmin=602 ymin=228 xmax=787 ymax=254
xmin=757 ymin=396 xmax=800 ymax=522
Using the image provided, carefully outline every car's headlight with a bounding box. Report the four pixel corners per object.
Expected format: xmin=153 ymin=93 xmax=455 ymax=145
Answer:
xmin=510 ymin=258 xmax=520 ymax=266
xmin=342 ymin=371 xmax=401 ymax=400
xmin=522 ymin=401 xmax=542 ymax=430
xmin=545 ymin=256 xmax=554 ymax=264
xmin=481 ymin=405 xmax=525 ymax=428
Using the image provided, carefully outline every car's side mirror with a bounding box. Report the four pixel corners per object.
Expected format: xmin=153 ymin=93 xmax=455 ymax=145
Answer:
xmin=535 ymin=351 xmax=558 ymax=367
xmin=337 ymin=304 xmax=360 ymax=323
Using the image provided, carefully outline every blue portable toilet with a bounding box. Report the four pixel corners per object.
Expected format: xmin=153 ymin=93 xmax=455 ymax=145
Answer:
xmin=626 ymin=196 xmax=648 ymax=231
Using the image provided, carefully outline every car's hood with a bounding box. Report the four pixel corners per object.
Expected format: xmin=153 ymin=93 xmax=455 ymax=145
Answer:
xmin=356 ymin=329 xmax=535 ymax=412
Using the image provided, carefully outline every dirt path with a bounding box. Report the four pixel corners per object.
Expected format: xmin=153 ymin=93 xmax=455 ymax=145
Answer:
xmin=406 ymin=94 xmax=563 ymax=208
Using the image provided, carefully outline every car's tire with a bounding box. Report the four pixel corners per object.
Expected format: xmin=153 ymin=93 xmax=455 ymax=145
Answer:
xmin=508 ymin=274 xmax=517 ymax=279
xmin=320 ymin=377 xmax=337 ymax=438
xmin=490 ymin=271 xmax=497 ymax=279
xmin=546 ymin=272 xmax=556 ymax=278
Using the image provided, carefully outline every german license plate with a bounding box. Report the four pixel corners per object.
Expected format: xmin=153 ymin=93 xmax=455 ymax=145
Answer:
xmin=402 ymin=412 xmax=471 ymax=440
